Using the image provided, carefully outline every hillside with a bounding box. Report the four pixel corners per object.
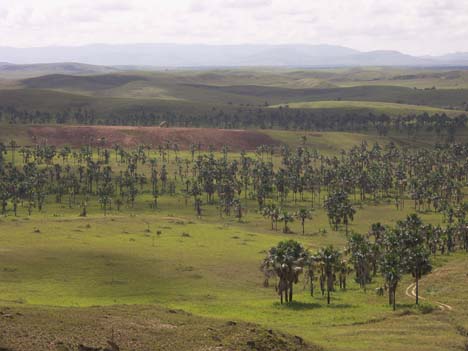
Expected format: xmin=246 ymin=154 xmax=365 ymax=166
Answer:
xmin=22 ymin=74 xmax=148 ymax=91
xmin=0 ymin=62 xmax=119 ymax=79
xmin=274 ymin=100 xmax=465 ymax=116
xmin=0 ymin=68 xmax=467 ymax=129
xmin=0 ymin=305 xmax=320 ymax=351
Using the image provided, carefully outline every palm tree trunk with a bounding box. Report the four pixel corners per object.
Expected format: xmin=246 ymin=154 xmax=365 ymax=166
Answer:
xmin=415 ymin=272 xmax=419 ymax=305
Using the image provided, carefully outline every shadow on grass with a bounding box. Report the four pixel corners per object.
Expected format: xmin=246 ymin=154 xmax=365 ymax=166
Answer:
xmin=396 ymin=303 xmax=416 ymax=309
xmin=273 ymin=300 xmax=356 ymax=310
xmin=273 ymin=301 xmax=321 ymax=310
xmin=325 ymin=303 xmax=354 ymax=309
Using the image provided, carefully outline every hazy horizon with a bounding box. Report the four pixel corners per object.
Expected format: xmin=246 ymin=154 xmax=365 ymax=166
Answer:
xmin=0 ymin=42 xmax=466 ymax=58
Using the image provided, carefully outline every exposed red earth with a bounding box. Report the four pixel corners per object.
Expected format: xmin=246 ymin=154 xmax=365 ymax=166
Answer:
xmin=27 ymin=125 xmax=279 ymax=150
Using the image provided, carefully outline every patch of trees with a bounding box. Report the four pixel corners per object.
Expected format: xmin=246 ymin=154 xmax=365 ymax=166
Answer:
xmin=1 ymin=140 xmax=468 ymax=223
xmin=1 ymin=138 xmax=468 ymax=311
xmin=0 ymin=104 xmax=466 ymax=139
xmin=262 ymin=211 xmax=467 ymax=309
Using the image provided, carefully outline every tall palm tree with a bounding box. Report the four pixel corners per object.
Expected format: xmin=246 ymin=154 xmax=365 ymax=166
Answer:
xmin=295 ymin=208 xmax=312 ymax=235
xmin=314 ymin=246 xmax=342 ymax=304
xmin=261 ymin=240 xmax=308 ymax=304
xmin=261 ymin=204 xmax=280 ymax=231
xmin=279 ymin=211 xmax=294 ymax=234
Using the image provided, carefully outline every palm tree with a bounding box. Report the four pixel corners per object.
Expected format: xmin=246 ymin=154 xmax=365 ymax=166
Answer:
xmin=261 ymin=240 xmax=308 ymax=304
xmin=347 ymin=233 xmax=373 ymax=290
xmin=324 ymin=190 xmax=356 ymax=234
xmin=261 ymin=204 xmax=280 ymax=231
xmin=341 ymin=201 xmax=356 ymax=236
xmin=295 ymin=208 xmax=312 ymax=235
xmin=195 ymin=198 xmax=203 ymax=218
xmin=232 ymin=199 xmax=243 ymax=222
xmin=279 ymin=211 xmax=294 ymax=234
xmin=397 ymin=214 xmax=432 ymax=305
xmin=9 ymin=140 xmax=18 ymax=165
xmin=314 ymin=246 xmax=342 ymax=304
xmin=380 ymin=230 xmax=404 ymax=311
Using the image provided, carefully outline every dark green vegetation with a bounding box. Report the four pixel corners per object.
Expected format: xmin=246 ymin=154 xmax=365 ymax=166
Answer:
xmin=1 ymin=67 xmax=468 ymax=133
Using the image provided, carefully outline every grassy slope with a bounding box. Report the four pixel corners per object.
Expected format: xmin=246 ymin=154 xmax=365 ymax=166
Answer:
xmin=0 ymin=138 xmax=467 ymax=350
xmin=0 ymin=304 xmax=321 ymax=351
xmin=1 ymin=68 xmax=468 ymax=117
xmin=0 ymin=193 xmax=466 ymax=351
xmin=273 ymin=100 xmax=465 ymax=116
xmin=0 ymin=88 xmax=229 ymax=115
xmin=263 ymin=129 xmax=468 ymax=155
xmin=5 ymin=67 xmax=468 ymax=90
xmin=0 ymin=199 xmax=466 ymax=350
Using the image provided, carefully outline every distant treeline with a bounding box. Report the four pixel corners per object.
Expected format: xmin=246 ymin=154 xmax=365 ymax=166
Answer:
xmin=0 ymin=104 xmax=467 ymax=139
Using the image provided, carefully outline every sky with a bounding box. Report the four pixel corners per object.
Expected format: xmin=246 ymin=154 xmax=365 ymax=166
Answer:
xmin=0 ymin=0 xmax=467 ymax=56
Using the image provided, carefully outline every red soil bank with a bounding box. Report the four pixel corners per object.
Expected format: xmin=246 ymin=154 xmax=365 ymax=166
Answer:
xmin=27 ymin=125 xmax=279 ymax=150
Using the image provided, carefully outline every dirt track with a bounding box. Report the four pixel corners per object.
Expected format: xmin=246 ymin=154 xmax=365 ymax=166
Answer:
xmin=27 ymin=125 xmax=280 ymax=150
xmin=405 ymin=271 xmax=454 ymax=312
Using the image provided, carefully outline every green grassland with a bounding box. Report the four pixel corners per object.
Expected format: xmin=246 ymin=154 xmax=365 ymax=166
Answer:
xmin=264 ymin=129 xmax=468 ymax=154
xmin=1 ymin=66 xmax=468 ymax=350
xmin=273 ymin=100 xmax=465 ymax=117
xmin=0 ymin=137 xmax=467 ymax=351
xmin=1 ymin=68 xmax=468 ymax=120
xmin=0 ymin=188 xmax=466 ymax=351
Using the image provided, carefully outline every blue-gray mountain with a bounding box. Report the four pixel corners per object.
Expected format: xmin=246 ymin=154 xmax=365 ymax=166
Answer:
xmin=1 ymin=44 xmax=468 ymax=67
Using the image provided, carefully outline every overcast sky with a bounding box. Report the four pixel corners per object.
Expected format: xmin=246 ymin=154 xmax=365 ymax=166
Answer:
xmin=0 ymin=0 xmax=467 ymax=56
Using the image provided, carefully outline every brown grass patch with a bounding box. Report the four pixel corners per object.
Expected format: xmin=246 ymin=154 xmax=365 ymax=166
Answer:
xmin=27 ymin=125 xmax=279 ymax=150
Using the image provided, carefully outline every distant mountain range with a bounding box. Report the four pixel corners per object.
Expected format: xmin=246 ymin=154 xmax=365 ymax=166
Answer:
xmin=1 ymin=44 xmax=468 ymax=68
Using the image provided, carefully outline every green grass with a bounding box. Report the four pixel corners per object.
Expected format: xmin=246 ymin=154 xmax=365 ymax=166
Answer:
xmin=272 ymin=100 xmax=465 ymax=116
xmin=263 ymin=130 xmax=389 ymax=155
xmin=2 ymin=68 xmax=468 ymax=119
xmin=0 ymin=131 xmax=468 ymax=350
xmin=0 ymin=190 xmax=466 ymax=350
xmin=262 ymin=129 xmax=468 ymax=155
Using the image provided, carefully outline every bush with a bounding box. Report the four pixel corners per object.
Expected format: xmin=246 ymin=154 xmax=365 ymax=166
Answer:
xmin=415 ymin=302 xmax=434 ymax=314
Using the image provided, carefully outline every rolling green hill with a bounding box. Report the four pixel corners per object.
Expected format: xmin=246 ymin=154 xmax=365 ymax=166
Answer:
xmin=273 ymin=100 xmax=465 ymax=116
xmin=0 ymin=68 xmax=467 ymax=129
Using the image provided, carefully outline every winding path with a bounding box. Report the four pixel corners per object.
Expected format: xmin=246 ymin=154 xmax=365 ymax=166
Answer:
xmin=405 ymin=282 xmax=453 ymax=311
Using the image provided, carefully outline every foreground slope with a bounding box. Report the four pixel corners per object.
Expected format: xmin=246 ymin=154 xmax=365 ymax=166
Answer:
xmin=0 ymin=305 xmax=320 ymax=351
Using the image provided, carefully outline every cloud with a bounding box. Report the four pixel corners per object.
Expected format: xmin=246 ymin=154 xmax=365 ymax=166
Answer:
xmin=0 ymin=0 xmax=467 ymax=55
xmin=188 ymin=1 xmax=207 ymax=12
xmin=224 ymin=0 xmax=272 ymax=8
xmin=93 ymin=0 xmax=133 ymax=12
